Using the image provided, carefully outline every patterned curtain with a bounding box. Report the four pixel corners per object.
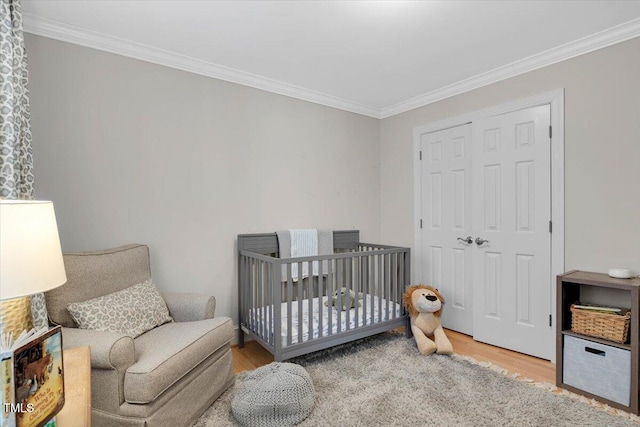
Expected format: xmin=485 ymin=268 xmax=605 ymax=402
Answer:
xmin=0 ymin=0 xmax=34 ymax=199
xmin=0 ymin=0 xmax=48 ymax=330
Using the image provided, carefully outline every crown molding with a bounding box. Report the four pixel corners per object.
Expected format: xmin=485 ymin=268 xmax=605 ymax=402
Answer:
xmin=22 ymin=13 xmax=382 ymax=119
xmin=380 ymin=17 xmax=640 ymax=119
xmin=23 ymin=13 xmax=640 ymax=120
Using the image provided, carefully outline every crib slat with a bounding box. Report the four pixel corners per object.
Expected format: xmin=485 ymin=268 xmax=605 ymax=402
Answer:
xmin=370 ymin=252 xmax=375 ymax=326
xmin=327 ymin=258 xmax=333 ymax=336
xmin=272 ymin=261 xmax=280 ymax=349
xmin=250 ymin=258 xmax=255 ymax=335
xmin=258 ymin=260 xmax=264 ymax=340
xmin=268 ymin=262 xmax=272 ymax=341
xmin=257 ymin=261 xmax=264 ymax=339
xmin=385 ymin=253 xmax=390 ymax=320
xmin=354 ymin=255 xmax=359 ymax=329
xmin=263 ymin=260 xmax=268 ymax=339
xmin=399 ymin=251 xmax=405 ymax=316
xmin=378 ymin=254 xmax=383 ymax=321
xmin=318 ymin=260 xmax=323 ymax=339
xmin=361 ymin=252 xmax=367 ymax=326
xmin=246 ymin=256 xmax=251 ymax=332
xmin=267 ymin=263 xmax=271 ymax=346
xmin=257 ymin=260 xmax=262 ymax=340
xmin=256 ymin=260 xmax=260 ymax=340
xmin=287 ymin=263 xmax=293 ymax=346
xmin=337 ymin=258 xmax=343 ymax=333
xmin=255 ymin=259 xmax=259 ymax=335
xmin=245 ymin=257 xmax=249 ymax=333
xmin=348 ymin=257 xmax=353 ymax=331
xmin=345 ymin=257 xmax=351 ymax=331
xmin=264 ymin=261 xmax=268 ymax=341
xmin=297 ymin=262 xmax=303 ymax=345
xmin=391 ymin=253 xmax=397 ymax=319
xmin=381 ymin=254 xmax=386 ymax=321
xmin=248 ymin=256 xmax=253 ymax=333
xmin=308 ymin=261 xmax=313 ymax=342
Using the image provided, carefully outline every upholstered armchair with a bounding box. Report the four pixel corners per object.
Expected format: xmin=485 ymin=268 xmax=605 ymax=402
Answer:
xmin=44 ymin=244 xmax=234 ymax=427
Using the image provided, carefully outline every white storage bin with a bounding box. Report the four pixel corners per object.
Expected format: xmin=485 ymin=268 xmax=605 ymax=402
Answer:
xmin=563 ymin=335 xmax=630 ymax=406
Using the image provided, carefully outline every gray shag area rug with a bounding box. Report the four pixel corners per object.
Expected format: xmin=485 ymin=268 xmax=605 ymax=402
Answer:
xmin=194 ymin=333 xmax=639 ymax=426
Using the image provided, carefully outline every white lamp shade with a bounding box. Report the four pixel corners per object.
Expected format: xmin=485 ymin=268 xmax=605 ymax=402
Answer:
xmin=0 ymin=200 xmax=67 ymax=300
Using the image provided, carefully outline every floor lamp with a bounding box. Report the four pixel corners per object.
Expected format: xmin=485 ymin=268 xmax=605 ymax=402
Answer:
xmin=0 ymin=200 xmax=67 ymax=341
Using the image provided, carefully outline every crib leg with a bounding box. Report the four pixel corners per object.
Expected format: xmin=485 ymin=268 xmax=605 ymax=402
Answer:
xmin=405 ymin=316 xmax=413 ymax=339
xmin=238 ymin=327 xmax=245 ymax=348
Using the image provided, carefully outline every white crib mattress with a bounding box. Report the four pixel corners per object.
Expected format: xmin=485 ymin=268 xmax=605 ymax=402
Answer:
xmin=249 ymin=294 xmax=401 ymax=346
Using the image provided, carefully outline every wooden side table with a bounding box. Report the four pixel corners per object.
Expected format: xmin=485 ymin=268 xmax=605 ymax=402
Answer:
xmin=56 ymin=346 xmax=91 ymax=427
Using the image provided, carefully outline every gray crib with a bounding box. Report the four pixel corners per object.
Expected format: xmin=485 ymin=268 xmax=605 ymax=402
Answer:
xmin=237 ymin=230 xmax=411 ymax=361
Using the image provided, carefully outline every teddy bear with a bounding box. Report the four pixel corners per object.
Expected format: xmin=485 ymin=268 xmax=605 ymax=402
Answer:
xmin=403 ymin=285 xmax=453 ymax=355
xmin=324 ymin=287 xmax=364 ymax=311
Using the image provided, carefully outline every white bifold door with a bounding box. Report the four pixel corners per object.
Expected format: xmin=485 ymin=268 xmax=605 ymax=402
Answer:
xmin=420 ymin=104 xmax=552 ymax=360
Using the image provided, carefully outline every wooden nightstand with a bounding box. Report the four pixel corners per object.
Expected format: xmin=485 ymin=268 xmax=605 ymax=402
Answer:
xmin=56 ymin=346 xmax=91 ymax=427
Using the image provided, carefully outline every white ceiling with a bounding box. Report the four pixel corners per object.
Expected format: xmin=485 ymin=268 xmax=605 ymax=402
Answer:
xmin=21 ymin=1 xmax=640 ymax=118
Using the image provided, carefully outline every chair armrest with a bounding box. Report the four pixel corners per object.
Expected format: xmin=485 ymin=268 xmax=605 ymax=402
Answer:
xmin=161 ymin=292 xmax=216 ymax=321
xmin=61 ymin=327 xmax=135 ymax=370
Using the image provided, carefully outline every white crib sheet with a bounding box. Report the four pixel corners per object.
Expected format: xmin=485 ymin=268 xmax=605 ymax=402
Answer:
xmin=249 ymin=294 xmax=401 ymax=346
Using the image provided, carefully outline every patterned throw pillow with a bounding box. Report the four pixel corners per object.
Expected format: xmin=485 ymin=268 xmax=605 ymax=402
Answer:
xmin=66 ymin=280 xmax=173 ymax=338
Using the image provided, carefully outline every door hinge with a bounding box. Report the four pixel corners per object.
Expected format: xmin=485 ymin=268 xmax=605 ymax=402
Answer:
xmin=549 ymin=125 xmax=552 ymax=139
xmin=419 ymin=150 xmax=422 ymax=160
xmin=420 ymin=219 xmax=423 ymax=229
xmin=549 ymin=220 xmax=552 ymax=233
xmin=549 ymin=314 xmax=552 ymax=327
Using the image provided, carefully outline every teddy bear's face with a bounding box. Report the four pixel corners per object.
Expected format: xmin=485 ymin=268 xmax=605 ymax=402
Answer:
xmin=411 ymin=288 xmax=442 ymax=314
xmin=335 ymin=288 xmax=353 ymax=298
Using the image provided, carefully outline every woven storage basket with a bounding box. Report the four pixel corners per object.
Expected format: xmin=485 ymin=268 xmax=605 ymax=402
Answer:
xmin=570 ymin=306 xmax=631 ymax=343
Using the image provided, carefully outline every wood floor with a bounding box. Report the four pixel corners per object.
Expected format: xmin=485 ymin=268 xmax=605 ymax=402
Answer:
xmin=232 ymin=328 xmax=556 ymax=384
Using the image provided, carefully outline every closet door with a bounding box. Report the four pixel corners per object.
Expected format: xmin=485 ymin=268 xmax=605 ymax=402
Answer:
xmin=420 ymin=124 xmax=473 ymax=335
xmin=471 ymin=104 xmax=552 ymax=360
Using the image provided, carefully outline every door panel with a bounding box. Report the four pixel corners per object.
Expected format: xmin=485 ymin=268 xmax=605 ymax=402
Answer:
xmin=421 ymin=124 xmax=473 ymax=335
xmin=472 ymin=104 xmax=552 ymax=360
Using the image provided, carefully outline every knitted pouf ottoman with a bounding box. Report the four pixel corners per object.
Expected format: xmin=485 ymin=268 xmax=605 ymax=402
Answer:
xmin=232 ymin=362 xmax=315 ymax=427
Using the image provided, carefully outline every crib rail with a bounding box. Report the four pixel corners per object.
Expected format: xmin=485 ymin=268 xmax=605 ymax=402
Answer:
xmin=238 ymin=240 xmax=410 ymax=361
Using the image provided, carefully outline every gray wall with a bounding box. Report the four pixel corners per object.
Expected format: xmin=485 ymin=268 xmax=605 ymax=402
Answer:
xmin=26 ymin=35 xmax=381 ymax=321
xmin=380 ymin=37 xmax=640 ymax=278
xmin=26 ymin=33 xmax=640 ymax=323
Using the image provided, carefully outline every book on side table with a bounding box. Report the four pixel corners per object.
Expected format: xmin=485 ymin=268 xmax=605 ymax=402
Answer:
xmin=1 ymin=326 xmax=65 ymax=427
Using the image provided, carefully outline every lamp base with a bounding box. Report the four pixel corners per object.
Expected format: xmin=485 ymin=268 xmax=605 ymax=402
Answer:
xmin=0 ymin=296 xmax=34 ymax=340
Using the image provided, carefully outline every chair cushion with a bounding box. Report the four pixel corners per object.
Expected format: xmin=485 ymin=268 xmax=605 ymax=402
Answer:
xmin=124 ymin=317 xmax=233 ymax=404
xmin=66 ymin=280 xmax=173 ymax=338
xmin=46 ymin=244 xmax=151 ymax=327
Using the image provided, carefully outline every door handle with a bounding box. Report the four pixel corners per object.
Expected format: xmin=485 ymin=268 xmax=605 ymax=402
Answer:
xmin=457 ymin=236 xmax=473 ymax=244
xmin=475 ymin=237 xmax=490 ymax=246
